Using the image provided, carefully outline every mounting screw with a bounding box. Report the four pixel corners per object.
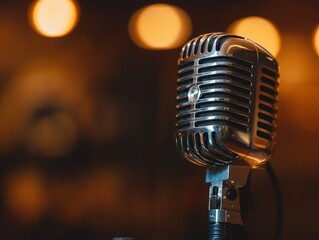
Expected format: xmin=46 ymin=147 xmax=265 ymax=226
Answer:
xmin=226 ymin=188 xmax=237 ymax=200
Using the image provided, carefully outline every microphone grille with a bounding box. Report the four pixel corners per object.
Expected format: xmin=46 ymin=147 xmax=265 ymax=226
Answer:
xmin=256 ymin=67 xmax=279 ymax=141
xmin=175 ymin=32 xmax=279 ymax=167
xmin=180 ymin=32 xmax=244 ymax=59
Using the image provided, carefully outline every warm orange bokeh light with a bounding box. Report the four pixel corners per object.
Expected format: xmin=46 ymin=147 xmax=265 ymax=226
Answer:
xmin=5 ymin=169 xmax=48 ymax=223
xmin=128 ymin=3 xmax=192 ymax=49
xmin=313 ymin=24 xmax=319 ymax=56
xmin=227 ymin=16 xmax=281 ymax=57
xmin=30 ymin=0 xmax=79 ymax=37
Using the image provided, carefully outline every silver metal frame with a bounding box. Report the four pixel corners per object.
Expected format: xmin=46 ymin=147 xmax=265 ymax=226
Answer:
xmin=206 ymin=165 xmax=251 ymax=225
xmin=176 ymin=32 xmax=279 ymax=168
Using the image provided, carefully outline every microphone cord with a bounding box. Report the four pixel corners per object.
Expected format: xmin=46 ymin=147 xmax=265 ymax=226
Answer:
xmin=265 ymin=162 xmax=283 ymax=240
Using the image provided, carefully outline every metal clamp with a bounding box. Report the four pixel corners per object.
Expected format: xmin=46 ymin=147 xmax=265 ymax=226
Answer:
xmin=206 ymin=165 xmax=251 ymax=225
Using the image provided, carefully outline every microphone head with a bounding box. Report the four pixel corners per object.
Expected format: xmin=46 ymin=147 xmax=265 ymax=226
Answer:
xmin=175 ymin=32 xmax=279 ymax=168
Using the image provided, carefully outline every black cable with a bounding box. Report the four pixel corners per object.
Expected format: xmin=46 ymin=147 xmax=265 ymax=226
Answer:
xmin=265 ymin=162 xmax=284 ymax=240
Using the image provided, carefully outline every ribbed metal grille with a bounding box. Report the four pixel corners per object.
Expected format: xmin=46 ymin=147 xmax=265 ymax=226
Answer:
xmin=176 ymin=131 xmax=239 ymax=166
xmin=180 ymin=33 xmax=243 ymax=59
xmin=176 ymin=32 xmax=280 ymax=167
xmin=257 ymin=67 xmax=279 ymax=141
xmin=176 ymin=56 xmax=253 ymax=132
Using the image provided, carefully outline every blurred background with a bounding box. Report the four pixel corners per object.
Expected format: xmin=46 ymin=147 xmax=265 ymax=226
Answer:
xmin=0 ymin=0 xmax=318 ymax=239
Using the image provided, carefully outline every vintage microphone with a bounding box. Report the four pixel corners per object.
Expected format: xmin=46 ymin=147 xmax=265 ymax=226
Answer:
xmin=175 ymin=32 xmax=279 ymax=239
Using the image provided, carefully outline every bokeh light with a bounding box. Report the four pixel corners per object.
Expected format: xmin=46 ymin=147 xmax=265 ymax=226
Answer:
xmin=227 ymin=16 xmax=281 ymax=57
xmin=29 ymin=0 xmax=79 ymax=37
xmin=0 ymin=56 xmax=94 ymax=156
xmin=5 ymin=169 xmax=48 ymax=223
xmin=128 ymin=3 xmax=192 ymax=50
xmin=26 ymin=111 xmax=79 ymax=158
xmin=313 ymin=24 xmax=319 ymax=56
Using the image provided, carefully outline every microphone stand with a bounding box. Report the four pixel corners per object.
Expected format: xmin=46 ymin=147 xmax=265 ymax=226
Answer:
xmin=206 ymin=165 xmax=251 ymax=240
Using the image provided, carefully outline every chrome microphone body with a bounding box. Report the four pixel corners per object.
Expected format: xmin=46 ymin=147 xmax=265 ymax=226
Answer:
xmin=175 ymin=33 xmax=279 ymax=239
xmin=176 ymin=32 xmax=279 ymax=167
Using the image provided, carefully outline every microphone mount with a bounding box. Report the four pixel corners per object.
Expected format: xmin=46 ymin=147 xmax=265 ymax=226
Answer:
xmin=206 ymin=165 xmax=251 ymax=239
xmin=206 ymin=165 xmax=250 ymax=225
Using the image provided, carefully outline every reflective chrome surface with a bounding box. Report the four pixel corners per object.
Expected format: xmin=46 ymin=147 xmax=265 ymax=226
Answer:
xmin=175 ymin=32 xmax=279 ymax=167
xmin=206 ymin=165 xmax=251 ymax=225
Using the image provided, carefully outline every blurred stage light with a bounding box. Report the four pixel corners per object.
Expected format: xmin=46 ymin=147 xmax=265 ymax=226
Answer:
xmin=27 ymin=110 xmax=79 ymax=158
xmin=313 ymin=25 xmax=319 ymax=56
xmin=128 ymin=3 xmax=192 ymax=50
xmin=5 ymin=169 xmax=47 ymax=223
xmin=0 ymin=57 xmax=93 ymax=156
xmin=227 ymin=16 xmax=281 ymax=57
xmin=29 ymin=0 xmax=79 ymax=37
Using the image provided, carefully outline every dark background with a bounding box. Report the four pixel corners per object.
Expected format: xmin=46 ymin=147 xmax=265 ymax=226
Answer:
xmin=0 ymin=0 xmax=318 ymax=239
